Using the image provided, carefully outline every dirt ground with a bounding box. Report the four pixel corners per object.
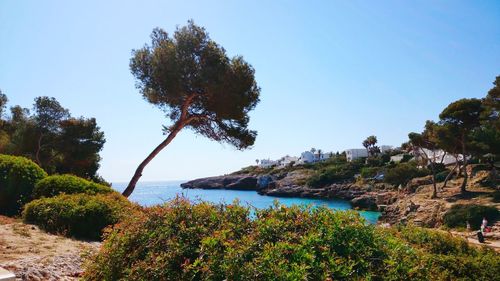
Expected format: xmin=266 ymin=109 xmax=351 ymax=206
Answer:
xmin=0 ymin=216 xmax=99 ymax=281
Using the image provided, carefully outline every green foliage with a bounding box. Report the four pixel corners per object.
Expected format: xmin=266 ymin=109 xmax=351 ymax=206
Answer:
xmin=130 ymin=21 xmax=260 ymax=150
xmin=33 ymin=174 xmax=114 ymax=199
xmin=0 ymin=154 xmax=47 ymax=215
xmin=83 ymin=199 xmax=500 ymax=280
xmin=384 ymin=162 xmax=429 ymax=186
xmin=443 ymin=204 xmax=499 ymax=229
xmin=360 ymin=167 xmax=383 ymax=178
xmin=434 ymin=170 xmax=450 ymax=182
xmin=387 ymin=225 xmax=500 ymax=280
xmin=307 ymin=162 xmax=361 ymax=187
xmin=0 ymin=94 xmax=106 ymax=180
xmin=23 ymin=193 xmax=137 ymax=240
xmin=492 ymin=191 xmax=500 ymax=203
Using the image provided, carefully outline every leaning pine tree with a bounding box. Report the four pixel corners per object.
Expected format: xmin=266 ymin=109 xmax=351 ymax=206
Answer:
xmin=122 ymin=21 xmax=260 ymax=197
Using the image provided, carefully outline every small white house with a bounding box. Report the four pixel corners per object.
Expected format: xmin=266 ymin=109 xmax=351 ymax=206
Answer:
xmin=380 ymin=145 xmax=394 ymax=153
xmin=345 ymin=149 xmax=368 ymax=162
xmin=390 ymin=154 xmax=406 ymax=163
xmin=298 ymin=151 xmax=315 ymax=164
xmin=259 ymin=159 xmax=278 ymax=168
xmin=279 ymin=155 xmax=299 ymax=167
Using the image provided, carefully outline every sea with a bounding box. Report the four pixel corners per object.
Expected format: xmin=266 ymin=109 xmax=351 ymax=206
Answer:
xmin=112 ymin=181 xmax=381 ymax=224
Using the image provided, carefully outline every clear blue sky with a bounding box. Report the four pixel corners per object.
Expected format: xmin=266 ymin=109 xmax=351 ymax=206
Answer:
xmin=1 ymin=1 xmax=499 ymax=183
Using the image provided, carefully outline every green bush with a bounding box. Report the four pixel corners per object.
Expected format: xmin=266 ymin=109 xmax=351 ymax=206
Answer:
xmin=492 ymin=191 xmax=500 ymax=203
xmin=23 ymin=193 xmax=137 ymax=240
xmin=307 ymin=162 xmax=361 ymax=187
xmin=429 ymin=163 xmax=446 ymax=174
xmin=82 ymin=199 xmax=500 ymax=281
xmin=384 ymin=162 xmax=429 ymax=186
xmin=33 ymin=174 xmax=114 ymax=199
xmin=435 ymin=170 xmax=450 ymax=182
xmin=0 ymin=154 xmax=47 ymax=215
xmin=443 ymin=204 xmax=499 ymax=230
xmin=360 ymin=167 xmax=383 ymax=178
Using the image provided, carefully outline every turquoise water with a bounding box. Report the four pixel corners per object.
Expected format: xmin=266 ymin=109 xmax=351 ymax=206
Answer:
xmin=112 ymin=181 xmax=381 ymax=224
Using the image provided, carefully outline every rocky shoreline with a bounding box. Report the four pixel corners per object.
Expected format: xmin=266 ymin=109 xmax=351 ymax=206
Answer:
xmin=180 ymin=173 xmax=398 ymax=212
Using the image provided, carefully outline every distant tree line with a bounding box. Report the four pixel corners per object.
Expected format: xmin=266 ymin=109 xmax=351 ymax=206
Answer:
xmin=0 ymin=92 xmax=106 ymax=182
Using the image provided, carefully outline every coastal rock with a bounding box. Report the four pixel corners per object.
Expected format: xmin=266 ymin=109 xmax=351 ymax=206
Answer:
xmin=226 ymin=176 xmax=258 ymax=190
xmin=183 ymin=172 xmax=386 ymax=211
xmin=406 ymin=176 xmax=433 ymax=193
xmin=181 ymin=175 xmax=260 ymax=190
xmin=351 ymin=195 xmax=378 ymax=211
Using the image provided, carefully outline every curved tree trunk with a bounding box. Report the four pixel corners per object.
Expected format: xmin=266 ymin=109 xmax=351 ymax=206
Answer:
xmin=35 ymin=133 xmax=43 ymax=165
xmin=122 ymin=125 xmax=183 ymax=198
xmin=430 ymin=168 xmax=437 ymax=199
xmin=460 ymin=138 xmax=468 ymax=194
xmin=443 ymin=160 xmax=459 ymax=188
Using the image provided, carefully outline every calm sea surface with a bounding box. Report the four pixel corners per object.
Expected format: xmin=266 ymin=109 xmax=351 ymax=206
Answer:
xmin=112 ymin=181 xmax=381 ymax=224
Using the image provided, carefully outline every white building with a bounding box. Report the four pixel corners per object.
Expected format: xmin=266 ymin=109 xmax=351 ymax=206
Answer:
xmin=279 ymin=155 xmax=299 ymax=167
xmin=345 ymin=149 xmax=368 ymax=162
xmin=412 ymin=148 xmax=465 ymax=166
xmin=259 ymin=159 xmax=278 ymax=168
xmin=298 ymin=151 xmax=315 ymax=164
xmin=380 ymin=145 xmax=394 ymax=153
xmin=390 ymin=154 xmax=406 ymax=163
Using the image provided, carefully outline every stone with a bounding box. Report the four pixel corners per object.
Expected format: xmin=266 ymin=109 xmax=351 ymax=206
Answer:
xmin=351 ymin=195 xmax=378 ymax=211
xmin=0 ymin=267 xmax=15 ymax=281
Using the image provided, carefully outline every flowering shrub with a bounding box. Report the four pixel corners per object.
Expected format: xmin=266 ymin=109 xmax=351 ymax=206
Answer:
xmin=82 ymin=198 xmax=500 ymax=280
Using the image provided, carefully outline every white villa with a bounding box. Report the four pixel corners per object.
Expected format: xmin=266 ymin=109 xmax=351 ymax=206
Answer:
xmin=345 ymin=145 xmax=394 ymax=162
xmin=345 ymin=149 xmax=368 ymax=162
xmin=258 ymin=150 xmax=334 ymax=168
xmin=411 ymin=148 xmax=465 ymax=166
xmin=258 ymin=159 xmax=278 ymax=168
xmin=279 ymin=155 xmax=299 ymax=167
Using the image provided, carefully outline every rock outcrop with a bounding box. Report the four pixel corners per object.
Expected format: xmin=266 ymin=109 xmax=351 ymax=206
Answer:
xmin=181 ymin=171 xmax=397 ymax=211
xmin=180 ymin=175 xmax=261 ymax=190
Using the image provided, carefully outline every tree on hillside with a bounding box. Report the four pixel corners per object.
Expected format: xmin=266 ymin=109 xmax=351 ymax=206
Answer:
xmin=32 ymin=97 xmax=70 ymax=166
xmin=408 ymin=121 xmax=441 ymax=198
xmin=362 ymin=135 xmax=379 ymax=157
xmin=0 ymin=93 xmax=106 ymax=180
xmin=55 ymin=117 xmax=106 ymax=179
xmin=122 ymin=21 xmax=261 ymax=197
xmin=439 ymin=98 xmax=483 ymax=193
xmin=433 ymin=123 xmax=461 ymax=188
xmin=471 ymin=77 xmax=500 ymax=183
xmin=317 ymin=149 xmax=322 ymax=160
xmin=0 ymin=90 xmax=7 ymax=119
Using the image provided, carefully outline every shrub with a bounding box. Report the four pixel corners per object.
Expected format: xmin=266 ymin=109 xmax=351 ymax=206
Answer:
xmin=307 ymin=162 xmax=361 ymax=187
xmin=435 ymin=170 xmax=450 ymax=182
xmin=33 ymin=174 xmax=114 ymax=199
xmin=428 ymin=163 xmax=446 ymax=174
xmin=492 ymin=191 xmax=500 ymax=203
xmin=82 ymin=199 xmax=500 ymax=281
xmin=0 ymin=154 xmax=47 ymax=215
xmin=23 ymin=193 xmax=137 ymax=240
xmin=360 ymin=167 xmax=383 ymax=179
xmin=384 ymin=162 xmax=429 ymax=186
xmin=443 ymin=204 xmax=499 ymax=229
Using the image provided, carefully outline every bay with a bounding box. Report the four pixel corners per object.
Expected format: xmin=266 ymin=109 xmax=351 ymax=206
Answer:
xmin=112 ymin=181 xmax=381 ymax=224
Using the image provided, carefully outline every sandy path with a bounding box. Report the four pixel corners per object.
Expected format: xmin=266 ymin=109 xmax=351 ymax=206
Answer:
xmin=0 ymin=216 xmax=99 ymax=281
